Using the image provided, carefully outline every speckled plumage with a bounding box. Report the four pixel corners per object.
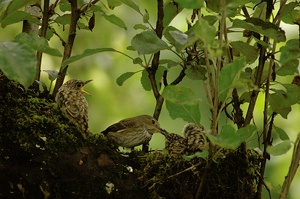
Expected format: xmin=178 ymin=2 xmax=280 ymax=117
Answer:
xmin=55 ymin=79 xmax=92 ymax=139
xmin=101 ymin=115 xmax=162 ymax=149
xmin=182 ymin=123 xmax=207 ymax=152
xmin=161 ymin=129 xmax=187 ymax=155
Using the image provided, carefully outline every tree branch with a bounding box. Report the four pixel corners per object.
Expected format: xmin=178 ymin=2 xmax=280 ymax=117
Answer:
xmin=52 ymin=0 xmax=80 ymax=98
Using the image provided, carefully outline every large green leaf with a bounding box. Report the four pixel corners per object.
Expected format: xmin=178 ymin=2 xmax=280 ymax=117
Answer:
xmin=0 ymin=0 xmax=37 ymax=21
xmin=267 ymin=140 xmax=292 ymax=156
xmin=280 ymin=39 xmax=300 ymax=66
xmin=195 ymin=18 xmax=216 ymax=47
xmin=1 ymin=10 xmax=39 ymax=28
xmin=273 ymin=126 xmax=290 ymax=141
xmin=0 ymin=41 xmax=36 ymax=89
xmin=163 ymin=1 xmax=183 ymax=28
xmin=231 ymin=18 xmax=286 ymax=42
xmin=14 ymin=33 xmax=62 ymax=57
xmin=62 ymin=48 xmax=122 ymax=67
xmin=163 ymin=85 xmax=201 ymax=125
xmin=131 ymin=30 xmax=169 ymax=54
xmin=218 ymin=57 xmax=246 ymax=102
xmin=206 ymin=125 xmax=240 ymax=149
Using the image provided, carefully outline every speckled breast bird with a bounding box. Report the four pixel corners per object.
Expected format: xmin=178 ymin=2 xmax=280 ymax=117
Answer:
xmin=101 ymin=115 xmax=162 ymax=149
xmin=182 ymin=123 xmax=207 ymax=152
xmin=160 ymin=129 xmax=187 ymax=155
xmin=55 ymin=79 xmax=92 ymax=139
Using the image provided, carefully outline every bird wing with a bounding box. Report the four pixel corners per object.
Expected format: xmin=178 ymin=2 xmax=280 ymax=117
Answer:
xmin=101 ymin=118 xmax=138 ymax=135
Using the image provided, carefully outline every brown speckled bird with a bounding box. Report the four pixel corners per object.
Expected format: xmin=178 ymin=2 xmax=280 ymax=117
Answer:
xmin=160 ymin=129 xmax=187 ymax=155
xmin=183 ymin=123 xmax=207 ymax=152
xmin=55 ymin=79 xmax=92 ymax=139
xmin=101 ymin=115 xmax=162 ymax=149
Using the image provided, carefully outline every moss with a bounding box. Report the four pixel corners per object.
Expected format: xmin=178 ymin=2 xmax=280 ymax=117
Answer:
xmin=0 ymin=72 xmax=260 ymax=198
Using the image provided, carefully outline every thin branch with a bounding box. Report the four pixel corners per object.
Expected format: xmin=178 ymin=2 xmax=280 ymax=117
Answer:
xmin=36 ymin=0 xmax=50 ymax=81
xmin=52 ymin=0 xmax=81 ymax=98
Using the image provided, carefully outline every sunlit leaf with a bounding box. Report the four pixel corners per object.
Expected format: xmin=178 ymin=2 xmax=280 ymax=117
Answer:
xmin=54 ymin=14 xmax=71 ymax=25
xmin=183 ymin=150 xmax=208 ymax=161
xmin=131 ymin=30 xmax=169 ymax=54
xmin=237 ymin=124 xmax=257 ymax=142
xmin=107 ymin=0 xmax=122 ymax=9
xmin=133 ymin=24 xmax=148 ymax=30
xmin=103 ymin=14 xmax=127 ymax=30
xmin=267 ymin=140 xmax=292 ymax=156
xmin=0 ymin=41 xmax=36 ymax=89
xmin=143 ymin=9 xmax=149 ymax=23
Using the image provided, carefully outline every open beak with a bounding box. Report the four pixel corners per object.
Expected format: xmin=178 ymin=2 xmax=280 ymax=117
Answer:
xmin=81 ymin=80 xmax=92 ymax=96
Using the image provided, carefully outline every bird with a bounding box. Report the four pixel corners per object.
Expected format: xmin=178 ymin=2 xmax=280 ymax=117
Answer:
xmin=182 ymin=123 xmax=207 ymax=152
xmin=55 ymin=79 xmax=92 ymax=139
xmin=101 ymin=115 xmax=163 ymax=149
xmin=160 ymin=129 xmax=187 ymax=155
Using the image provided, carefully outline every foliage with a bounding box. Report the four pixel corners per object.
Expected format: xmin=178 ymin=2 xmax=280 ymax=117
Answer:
xmin=0 ymin=0 xmax=300 ymax=198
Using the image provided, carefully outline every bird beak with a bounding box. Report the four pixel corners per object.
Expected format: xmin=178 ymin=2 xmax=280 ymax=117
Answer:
xmin=81 ymin=80 xmax=92 ymax=96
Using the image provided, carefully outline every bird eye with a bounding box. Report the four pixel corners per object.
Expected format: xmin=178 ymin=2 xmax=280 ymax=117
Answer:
xmin=152 ymin=119 xmax=156 ymax=124
xmin=77 ymin=82 xmax=83 ymax=88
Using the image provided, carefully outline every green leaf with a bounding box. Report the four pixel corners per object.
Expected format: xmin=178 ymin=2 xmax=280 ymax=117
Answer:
xmin=237 ymin=124 xmax=257 ymax=142
xmin=183 ymin=150 xmax=208 ymax=161
xmin=195 ymin=18 xmax=217 ymax=47
xmin=185 ymin=65 xmax=207 ymax=80
xmin=163 ymin=1 xmax=183 ymax=28
xmin=267 ymin=140 xmax=292 ymax=156
xmin=281 ymin=2 xmax=300 ymax=24
xmin=1 ymin=10 xmax=39 ymax=28
xmin=230 ymin=41 xmax=258 ymax=63
xmin=280 ymin=39 xmax=300 ymax=66
xmin=269 ymin=91 xmax=291 ymax=119
xmin=218 ymin=57 xmax=246 ymax=102
xmin=132 ymin=57 xmax=143 ymax=64
xmin=206 ymin=125 xmax=241 ymax=149
xmin=273 ymin=126 xmax=289 ymax=141
xmin=107 ymin=0 xmax=122 ymax=9
xmin=176 ymin=0 xmax=204 ymax=9
xmin=62 ymin=48 xmax=120 ymax=66
xmin=0 ymin=41 xmax=36 ymax=89
xmin=141 ymin=69 xmax=151 ymax=91
xmin=231 ymin=18 xmax=286 ymax=42
xmin=133 ymin=24 xmax=148 ymax=30
xmin=120 ymin=0 xmax=140 ymax=13
xmin=14 ymin=33 xmax=62 ymax=57
xmin=43 ymin=70 xmax=58 ymax=81
xmin=103 ymin=14 xmax=127 ymax=30
xmin=131 ymin=30 xmax=169 ymax=55
xmin=163 ymin=85 xmax=201 ymax=125
xmin=59 ymin=0 xmax=70 ymax=12
xmin=0 ymin=0 xmax=37 ymax=20
xmin=143 ymin=9 xmax=149 ymax=23
xmin=164 ymin=27 xmax=198 ymax=52
xmin=116 ymin=71 xmax=137 ymax=86
xmin=54 ymin=14 xmax=71 ymax=25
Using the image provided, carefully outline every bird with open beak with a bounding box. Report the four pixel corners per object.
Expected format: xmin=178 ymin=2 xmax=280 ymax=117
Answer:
xmin=55 ymin=79 xmax=92 ymax=139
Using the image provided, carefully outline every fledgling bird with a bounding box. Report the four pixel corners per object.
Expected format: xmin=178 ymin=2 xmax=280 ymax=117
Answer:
xmin=101 ymin=115 xmax=162 ymax=149
xmin=55 ymin=79 xmax=92 ymax=139
xmin=160 ymin=129 xmax=187 ymax=155
xmin=183 ymin=123 xmax=207 ymax=152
